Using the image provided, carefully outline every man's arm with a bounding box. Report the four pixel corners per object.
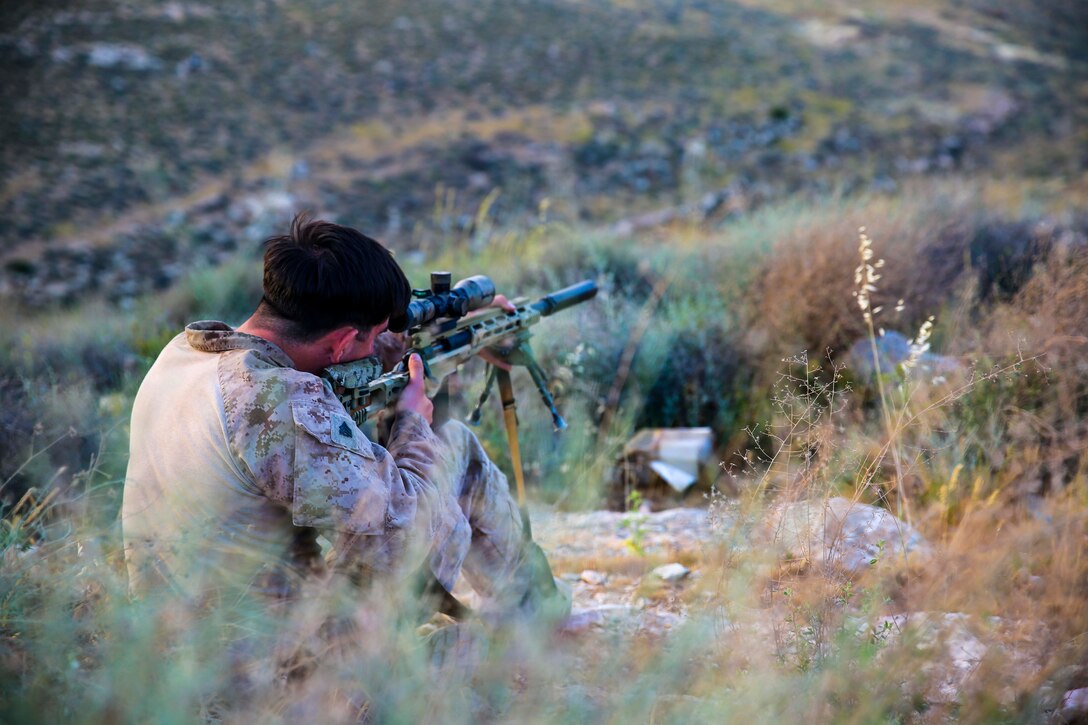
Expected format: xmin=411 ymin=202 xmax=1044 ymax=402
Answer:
xmin=282 ymin=368 xmax=468 ymax=585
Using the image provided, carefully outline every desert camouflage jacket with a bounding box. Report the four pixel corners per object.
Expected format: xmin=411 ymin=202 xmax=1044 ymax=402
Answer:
xmin=121 ymin=321 xmax=470 ymax=601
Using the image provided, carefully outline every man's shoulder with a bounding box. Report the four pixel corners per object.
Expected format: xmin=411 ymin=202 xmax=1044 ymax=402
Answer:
xmin=218 ymin=350 xmax=315 ymax=432
xmin=218 ymin=351 xmax=376 ymax=456
xmin=217 ymin=344 xmax=316 ymax=399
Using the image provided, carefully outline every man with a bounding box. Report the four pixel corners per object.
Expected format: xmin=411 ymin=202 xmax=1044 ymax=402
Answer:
xmin=121 ymin=213 xmax=566 ymax=623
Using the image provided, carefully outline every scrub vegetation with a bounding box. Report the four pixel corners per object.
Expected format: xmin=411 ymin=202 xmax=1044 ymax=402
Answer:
xmin=1 ymin=0 xmax=1086 ymax=722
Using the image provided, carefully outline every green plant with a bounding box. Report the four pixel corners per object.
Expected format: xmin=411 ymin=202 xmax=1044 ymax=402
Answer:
xmin=622 ymin=490 xmax=648 ymax=557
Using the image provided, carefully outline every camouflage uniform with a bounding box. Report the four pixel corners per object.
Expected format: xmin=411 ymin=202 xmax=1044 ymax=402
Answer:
xmin=122 ymin=321 xmax=525 ymax=605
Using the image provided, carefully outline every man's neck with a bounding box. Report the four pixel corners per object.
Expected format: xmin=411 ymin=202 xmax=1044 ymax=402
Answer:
xmin=236 ymin=317 xmax=326 ymax=375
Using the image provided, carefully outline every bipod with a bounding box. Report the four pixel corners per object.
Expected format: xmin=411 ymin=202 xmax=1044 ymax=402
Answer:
xmin=495 ymin=366 xmax=533 ymax=538
xmin=470 ymin=339 xmax=567 ymax=539
xmin=469 ymin=339 xmax=567 ymax=432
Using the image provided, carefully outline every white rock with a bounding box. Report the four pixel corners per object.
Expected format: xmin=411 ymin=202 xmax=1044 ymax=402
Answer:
xmin=797 ymin=19 xmax=860 ymax=49
xmin=764 ymin=497 xmax=933 ymax=575
xmin=560 ymin=605 xmax=635 ymax=633
xmin=86 ymin=43 xmax=162 ymax=71
xmin=1061 ymin=688 xmax=1088 ymax=721
xmin=580 ymin=569 xmax=607 ymax=585
xmin=652 ymin=563 xmax=690 ymax=583
xmin=859 ymin=612 xmax=997 ymax=705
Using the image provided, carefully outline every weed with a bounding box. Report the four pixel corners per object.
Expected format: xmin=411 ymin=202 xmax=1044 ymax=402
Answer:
xmin=1 ymin=182 xmax=1086 ymax=721
xmin=622 ymin=490 xmax=648 ymax=557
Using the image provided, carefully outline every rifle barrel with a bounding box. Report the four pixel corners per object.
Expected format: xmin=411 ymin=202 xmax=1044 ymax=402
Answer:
xmin=531 ymin=280 xmax=598 ymax=316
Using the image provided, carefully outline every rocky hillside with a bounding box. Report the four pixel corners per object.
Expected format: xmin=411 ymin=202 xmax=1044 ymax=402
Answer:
xmin=1 ymin=0 xmax=1085 ymax=307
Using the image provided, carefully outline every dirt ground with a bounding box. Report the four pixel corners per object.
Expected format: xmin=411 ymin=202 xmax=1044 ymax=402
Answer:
xmin=464 ymin=505 xmax=727 ymax=636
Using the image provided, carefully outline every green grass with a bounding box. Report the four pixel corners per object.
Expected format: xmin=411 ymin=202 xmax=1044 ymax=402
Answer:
xmin=1 ymin=0 xmax=1086 ymax=716
xmin=1 ymin=176 xmax=1087 ymax=721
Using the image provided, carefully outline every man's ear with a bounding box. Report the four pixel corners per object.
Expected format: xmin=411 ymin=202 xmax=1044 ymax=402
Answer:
xmin=327 ymin=326 xmax=360 ymax=364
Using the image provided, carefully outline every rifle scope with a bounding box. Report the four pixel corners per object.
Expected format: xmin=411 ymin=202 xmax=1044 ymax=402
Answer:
xmin=388 ymin=273 xmax=496 ymax=333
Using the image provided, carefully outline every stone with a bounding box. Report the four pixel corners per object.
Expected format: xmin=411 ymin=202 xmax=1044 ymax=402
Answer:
xmin=560 ymin=605 xmax=636 ymax=633
xmin=86 ymin=43 xmax=162 ymax=71
xmin=860 ymin=612 xmax=987 ymax=704
xmin=652 ymin=563 xmax=690 ymax=583
xmin=559 ymin=604 xmax=686 ymax=637
xmin=848 ymin=330 xmax=961 ymax=382
xmin=764 ymin=497 xmax=933 ymax=575
xmin=580 ymin=570 xmax=607 ymax=585
xmin=797 ymin=19 xmax=860 ymax=49
xmin=856 ymin=613 xmax=1045 ymax=708
xmin=1060 ymin=688 xmax=1088 ymax=723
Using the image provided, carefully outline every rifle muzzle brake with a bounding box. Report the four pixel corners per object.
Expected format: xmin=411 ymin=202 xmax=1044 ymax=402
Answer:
xmin=531 ymin=280 xmax=598 ymax=316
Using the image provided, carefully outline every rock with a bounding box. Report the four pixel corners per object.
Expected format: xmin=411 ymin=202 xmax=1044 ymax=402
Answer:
xmin=652 ymin=563 xmax=690 ymax=583
xmin=580 ymin=570 xmax=607 ymax=585
xmin=241 ymin=190 xmax=295 ymax=222
xmin=560 ymin=605 xmax=636 ymax=633
xmin=797 ymin=19 xmax=861 ymax=49
xmin=175 ymin=53 xmax=206 ymax=78
xmin=559 ymin=604 xmax=685 ymax=637
xmin=861 ymin=612 xmax=987 ymax=704
xmin=993 ymin=43 xmax=1066 ymax=70
xmin=1060 ymin=688 xmax=1088 ymax=723
xmin=847 ymin=330 xmax=961 ymax=382
xmin=59 ymin=141 xmax=106 ymax=159
xmin=854 ymin=613 xmax=1046 ymax=708
xmin=86 ymin=43 xmax=162 ymax=71
xmin=764 ymin=497 xmax=933 ymax=575
xmin=51 ymin=46 xmax=75 ymax=63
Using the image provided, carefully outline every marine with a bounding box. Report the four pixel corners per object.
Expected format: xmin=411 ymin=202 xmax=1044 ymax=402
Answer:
xmin=121 ymin=213 xmax=567 ymax=622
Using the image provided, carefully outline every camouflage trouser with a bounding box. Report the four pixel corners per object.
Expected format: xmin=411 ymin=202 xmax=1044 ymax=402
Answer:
xmin=433 ymin=421 xmax=526 ymax=603
xmin=205 ymin=423 xmax=557 ymax=717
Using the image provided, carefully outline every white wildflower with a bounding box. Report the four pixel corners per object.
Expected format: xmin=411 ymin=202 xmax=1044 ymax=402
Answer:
xmin=903 ymin=315 xmax=936 ymax=375
xmin=854 ymin=228 xmax=885 ymax=323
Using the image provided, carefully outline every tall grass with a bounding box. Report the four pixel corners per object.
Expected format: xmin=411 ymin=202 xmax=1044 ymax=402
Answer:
xmin=2 ymin=179 xmax=1087 ymax=721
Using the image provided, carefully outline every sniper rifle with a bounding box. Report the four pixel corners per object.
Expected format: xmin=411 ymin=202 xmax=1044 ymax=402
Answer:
xmin=321 ymin=272 xmax=597 ymax=432
xmin=321 ymin=272 xmax=597 ymax=535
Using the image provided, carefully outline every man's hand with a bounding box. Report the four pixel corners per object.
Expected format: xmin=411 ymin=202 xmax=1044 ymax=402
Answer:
xmin=395 ymin=353 xmax=433 ymax=424
xmin=473 ymin=294 xmax=516 ymax=370
xmin=393 ymin=294 xmax=515 ymax=416
xmin=491 ymin=294 xmax=516 ymax=313
xmin=373 ymin=330 xmax=410 ymax=372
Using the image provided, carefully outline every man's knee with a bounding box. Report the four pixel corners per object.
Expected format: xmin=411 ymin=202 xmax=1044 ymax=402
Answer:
xmin=434 ymin=421 xmax=517 ymax=519
xmin=436 ymin=419 xmax=491 ymax=468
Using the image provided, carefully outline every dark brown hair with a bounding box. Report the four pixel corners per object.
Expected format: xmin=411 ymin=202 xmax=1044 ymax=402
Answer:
xmin=258 ymin=213 xmax=411 ymax=342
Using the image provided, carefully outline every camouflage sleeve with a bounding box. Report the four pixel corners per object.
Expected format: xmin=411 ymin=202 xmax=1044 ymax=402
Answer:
xmin=288 ymin=379 xmax=468 ymax=580
xmin=221 ymin=360 xmax=296 ymax=506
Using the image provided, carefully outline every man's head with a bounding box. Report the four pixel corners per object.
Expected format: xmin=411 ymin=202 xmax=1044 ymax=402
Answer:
xmin=257 ymin=213 xmax=411 ymax=345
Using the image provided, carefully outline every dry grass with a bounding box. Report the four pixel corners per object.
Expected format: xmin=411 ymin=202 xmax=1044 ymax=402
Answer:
xmin=747 ymin=189 xmax=975 ymax=362
xmin=3 ymin=179 xmax=1088 ymax=721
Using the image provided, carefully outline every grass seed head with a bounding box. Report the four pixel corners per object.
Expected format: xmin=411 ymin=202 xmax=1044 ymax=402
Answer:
xmin=854 ymin=227 xmax=886 ymax=323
